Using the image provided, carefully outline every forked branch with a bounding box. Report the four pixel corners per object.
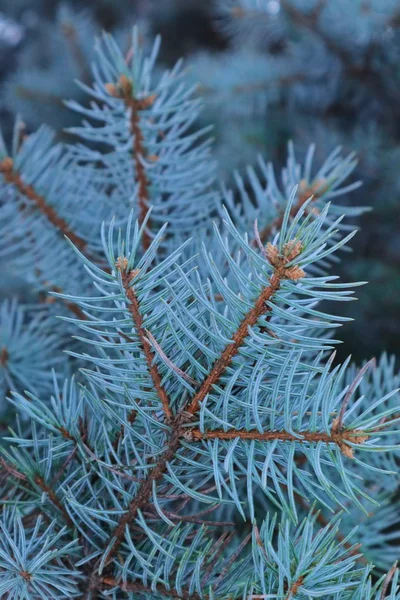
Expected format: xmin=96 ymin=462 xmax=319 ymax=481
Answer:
xmin=82 ymin=252 xmax=291 ymax=591
xmin=83 ymin=238 xmax=375 ymax=596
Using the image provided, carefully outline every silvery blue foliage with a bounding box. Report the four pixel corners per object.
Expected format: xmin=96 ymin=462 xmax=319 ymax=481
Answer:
xmin=0 ymin=121 xmax=107 ymax=296
xmin=190 ymin=0 xmax=400 ymax=363
xmin=67 ymin=27 xmax=219 ymax=248
xmin=0 ymin=299 xmax=64 ymax=400
xmin=0 ymin=21 xmax=399 ymax=600
xmin=0 ymin=507 xmax=81 ymax=599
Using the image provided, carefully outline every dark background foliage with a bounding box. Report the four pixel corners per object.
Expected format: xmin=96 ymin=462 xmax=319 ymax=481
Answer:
xmin=0 ymin=0 xmax=399 ymax=365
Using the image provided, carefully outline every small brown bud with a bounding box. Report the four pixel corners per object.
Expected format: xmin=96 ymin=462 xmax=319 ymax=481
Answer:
xmin=139 ymin=93 xmax=157 ymax=109
xmin=283 ymin=239 xmax=303 ymax=261
xmin=128 ymin=268 xmax=141 ymax=283
xmin=115 ymin=256 xmax=129 ymax=272
xmin=266 ymin=243 xmax=279 ymax=267
xmin=118 ymin=74 xmax=133 ymax=97
xmin=338 ymin=442 xmax=355 ymax=459
xmin=265 ymin=240 xmax=305 ymax=280
xmin=298 ymin=177 xmax=329 ymax=207
xmin=0 ymin=157 xmax=14 ymax=173
xmin=285 ymin=265 xmax=306 ymax=280
xmin=105 ymin=83 xmax=118 ymax=97
xmin=331 ymin=416 xmax=340 ymax=432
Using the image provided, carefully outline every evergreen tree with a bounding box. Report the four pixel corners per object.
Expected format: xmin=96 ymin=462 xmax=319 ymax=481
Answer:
xmin=0 ymin=12 xmax=399 ymax=600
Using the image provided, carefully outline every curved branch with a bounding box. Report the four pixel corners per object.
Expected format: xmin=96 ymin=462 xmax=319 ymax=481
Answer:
xmin=33 ymin=475 xmax=73 ymax=529
xmin=101 ymin=428 xmax=182 ymax=570
xmin=0 ymin=158 xmax=102 ymax=320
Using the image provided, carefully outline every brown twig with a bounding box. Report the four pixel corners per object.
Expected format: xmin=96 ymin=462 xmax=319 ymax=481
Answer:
xmin=380 ymin=562 xmax=398 ymax=599
xmin=99 ymin=427 xmax=182 ymax=571
xmin=33 ymin=476 xmax=73 ymax=529
xmin=105 ymin=76 xmax=157 ymax=251
xmin=14 ymin=86 xmax=64 ymax=106
xmin=118 ymin=264 xmax=172 ymax=420
xmin=145 ymin=329 xmax=201 ymax=388
xmin=0 ymin=158 xmax=91 ymax=319
xmin=0 ymin=457 xmax=73 ymax=530
xmin=186 ymin=264 xmax=290 ymax=415
xmin=190 ymin=427 xmax=369 ymax=450
xmin=212 ymin=532 xmax=251 ymax=590
xmin=0 ymin=158 xmax=87 ymax=252
xmin=333 ymin=358 xmax=376 ymax=433
xmin=284 ymin=575 xmax=304 ymax=600
xmin=199 ymin=73 xmax=306 ymax=98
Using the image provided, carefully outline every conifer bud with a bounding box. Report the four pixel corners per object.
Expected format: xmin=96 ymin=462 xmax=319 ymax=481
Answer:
xmin=0 ymin=157 xmax=14 ymax=173
xmin=266 ymin=239 xmax=305 ymax=280
xmin=105 ymin=83 xmax=118 ymax=97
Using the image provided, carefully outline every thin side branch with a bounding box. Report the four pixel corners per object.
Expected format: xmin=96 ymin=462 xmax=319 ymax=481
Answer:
xmin=101 ymin=428 xmax=182 ymax=568
xmin=190 ymin=427 xmax=369 ymax=455
xmin=380 ymin=562 xmax=398 ymax=600
xmin=284 ymin=575 xmax=304 ymax=600
xmin=106 ymin=76 xmax=156 ymax=251
xmin=119 ymin=265 xmax=172 ymax=420
xmin=0 ymin=458 xmax=73 ymax=530
xmin=334 ymin=358 xmax=376 ymax=432
xmin=186 ymin=268 xmax=285 ymax=414
xmin=14 ymin=86 xmax=64 ymax=105
xmin=199 ymin=72 xmax=305 ymax=98
xmin=33 ymin=476 xmax=73 ymax=529
xmin=0 ymin=157 xmax=87 ymax=251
